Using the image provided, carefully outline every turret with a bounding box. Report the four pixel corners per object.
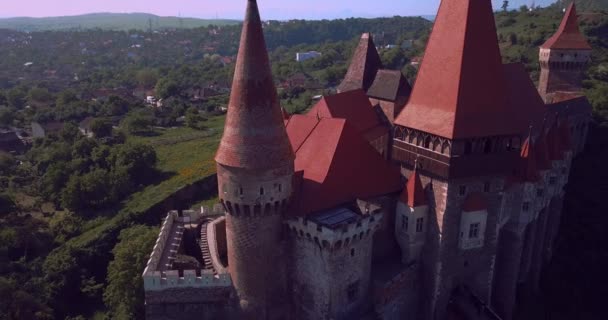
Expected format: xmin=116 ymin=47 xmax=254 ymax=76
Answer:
xmin=538 ymin=2 xmax=592 ymax=103
xmin=395 ymin=163 xmax=428 ymax=263
xmin=215 ymin=0 xmax=294 ymax=317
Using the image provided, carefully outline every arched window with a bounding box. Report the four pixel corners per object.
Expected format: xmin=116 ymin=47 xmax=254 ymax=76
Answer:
xmin=484 ymin=139 xmax=493 ymax=154
xmin=424 ymin=136 xmax=432 ymax=149
xmin=464 ymin=141 xmax=473 ymax=155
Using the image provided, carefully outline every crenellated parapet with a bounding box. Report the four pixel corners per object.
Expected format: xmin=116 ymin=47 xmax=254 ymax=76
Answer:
xmin=286 ymin=211 xmax=383 ymax=251
xmin=142 ymin=210 xmax=232 ymax=292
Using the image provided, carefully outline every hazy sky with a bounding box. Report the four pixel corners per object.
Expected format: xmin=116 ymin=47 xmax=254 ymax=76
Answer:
xmin=2 ymin=0 xmax=558 ymax=20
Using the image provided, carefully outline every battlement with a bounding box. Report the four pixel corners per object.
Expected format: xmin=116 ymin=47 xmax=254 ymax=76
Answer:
xmin=143 ymin=269 xmax=232 ymax=291
xmin=286 ymin=208 xmax=383 ymax=250
xmin=142 ymin=210 xmax=232 ymax=292
xmin=221 ymin=198 xmax=289 ymax=218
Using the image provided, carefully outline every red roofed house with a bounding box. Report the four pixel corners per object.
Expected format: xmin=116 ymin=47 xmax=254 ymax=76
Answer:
xmin=143 ymin=1 xmax=591 ymax=320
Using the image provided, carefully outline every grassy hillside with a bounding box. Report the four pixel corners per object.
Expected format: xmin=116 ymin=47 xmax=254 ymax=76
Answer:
xmin=0 ymin=13 xmax=239 ymax=32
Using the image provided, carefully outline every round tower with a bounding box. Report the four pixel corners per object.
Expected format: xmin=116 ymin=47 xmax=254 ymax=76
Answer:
xmin=538 ymin=2 xmax=592 ymax=102
xmin=215 ymin=0 xmax=295 ymax=317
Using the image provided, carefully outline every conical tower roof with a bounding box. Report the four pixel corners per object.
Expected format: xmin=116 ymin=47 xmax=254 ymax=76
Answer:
xmin=519 ymin=129 xmax=541 ymax=182
xmin=338 ymin=33 xmax=383 ymax=93
xmin=215 ymin=0 xmax=294 ymax=169
xmin=541 ymin=2 xmax=591 ymax=50
xmin=394 ymin=0 xmax=513 ymax=139
xmin=400 ymin=165 xmax=427 ymax=208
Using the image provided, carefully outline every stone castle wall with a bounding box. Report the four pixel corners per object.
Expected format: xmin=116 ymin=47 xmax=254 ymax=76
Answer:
xmin=287 ymin=213 xmax=381 ymax=320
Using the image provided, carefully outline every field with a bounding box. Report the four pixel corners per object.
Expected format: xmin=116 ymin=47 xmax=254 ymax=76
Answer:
xmin=69 ymin=116 xmax=225 ymax=248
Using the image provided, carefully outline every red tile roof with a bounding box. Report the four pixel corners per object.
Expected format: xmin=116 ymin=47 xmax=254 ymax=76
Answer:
xmin=308 ymin=89 xmax=388 ymax=140
xmin=462 ymin=193 xmax=487 ymax=212
xmin=503 ymin=63 xmax=546 ymax=132
xmin=519 ymin=131 xmax=542 ymax=183
xmin=215 ymin=0 xmax=294 ymax=169
xmin=541 ymin=2 xmax=592 ymax=50
xmin=394 ymin=0 xmax=515 ymax=140
xmin=400 ymin=167 xmax=427 ymax=208
xmin=286 ymin=115 xmax=401 ymax=216
xmin=338 ymin=33 xmax=383 ymax=93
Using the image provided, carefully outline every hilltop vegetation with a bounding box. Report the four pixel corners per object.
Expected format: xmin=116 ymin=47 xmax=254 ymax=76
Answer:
xmin=0 ymin=5 xmax=607 ymax=320
xmin=569 ymin=0 xmax=608 ymax=11
xmin=0 ymin=13 xmax=239 ymax=32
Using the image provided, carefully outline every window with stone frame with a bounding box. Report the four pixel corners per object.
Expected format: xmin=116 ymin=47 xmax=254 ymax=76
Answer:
xmin=402 ymin=215 xmax=409 ymax=230
xmin=347 ymin=280 xmax=360 ymax=302
xmin=537 ymin=189 xmax=544 ymax=197
xmin=549 ymin=176 xmax=557 ymax=185
xmin=416 ymin=217 xmax=424 ymax=233
xmin=469 ymin=223 xmax=480 ymax=239
xmin=459 ymin=185 xmax=467 ymax=196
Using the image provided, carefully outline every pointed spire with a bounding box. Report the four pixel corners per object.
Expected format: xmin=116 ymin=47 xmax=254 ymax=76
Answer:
xmin=394 ymin=0 xmax=512 ymax=139
xmin=215 ymin=0 xmax=294 ymax=169
xmin=338 ymin=33 xmax=383 ymax=93
xmin=519 ymin=125 xmax=541 ymax=182
xmin=541 ymin=2 xmax=591 ymax=50
xmin=400 ymin=158 xmax=427 ymax=208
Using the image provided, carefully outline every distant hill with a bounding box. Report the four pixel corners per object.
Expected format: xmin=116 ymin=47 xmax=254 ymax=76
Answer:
xmin=0 ymin=13 xmax=240 ymax=32
xmin=552 ymin=0 xmax=608 ymax=11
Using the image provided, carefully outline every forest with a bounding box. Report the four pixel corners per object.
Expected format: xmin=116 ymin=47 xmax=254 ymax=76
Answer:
xmin=0 ymin=3 xmax=607 ymax=319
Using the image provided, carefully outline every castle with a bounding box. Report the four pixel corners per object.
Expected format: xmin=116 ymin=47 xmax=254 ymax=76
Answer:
xmin=142 ymin=1 xmax=592 ymax=319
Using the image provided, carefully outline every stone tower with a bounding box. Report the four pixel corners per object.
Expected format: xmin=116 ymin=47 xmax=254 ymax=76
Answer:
xmin=538 ymin=2 xmax=592 ymax=102
xmin=215 ymin=0 xmax=295 ymax=318
xmin=392 ymin=0 xmax=531 ymax=318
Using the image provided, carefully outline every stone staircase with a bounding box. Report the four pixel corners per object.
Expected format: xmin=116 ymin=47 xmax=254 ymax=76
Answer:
xmin=199 ymin=219 xmax=215 ymax=273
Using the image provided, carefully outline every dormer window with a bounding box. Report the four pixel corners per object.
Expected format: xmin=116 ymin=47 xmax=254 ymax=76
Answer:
xmin=484 ymin=182 xmax=491 ymax=193
xmin=468 ymin=223 xmax=480 ymax=239
xmin=260 ymin=187 xmax=264 ymax=195
xmin=239 ymin=187 xmax=243 ymax=196
xmin=459 ymin=186 xmax=467 ymax=196
xmin=416 ymin=218 xmax=424 ymax=233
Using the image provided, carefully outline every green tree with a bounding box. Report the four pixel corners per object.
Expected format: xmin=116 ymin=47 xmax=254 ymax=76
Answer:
xmin=27 ymin=87 xmax=53 ymax=104
xmin=121 ymin=112 xmax=154 ymax=135
xmin=0 ymin=107 xmax=14 ymax=128
xmin=155 ymin=78 xmax=179 ymax=99
xmin=104 ymin=225 xmax=158 ymax=319
xmin=6 ymin=87 xmax=26 ymax=109
xmin=135 ymin=68 xmax=159 ymax=88
xmin=185 ymin=107 xmax=202 ymax=129
xmin=90 ymin=119 xmax=113 ymax=138
xmin=502 ymin=1 xmax=509 ymax=12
